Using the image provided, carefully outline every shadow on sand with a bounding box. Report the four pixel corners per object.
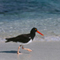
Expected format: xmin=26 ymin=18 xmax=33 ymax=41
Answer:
xmin=0 ymin=50 xmax=30 ymax=54
xmin=0 ymin=50 xmax=19 ymax=54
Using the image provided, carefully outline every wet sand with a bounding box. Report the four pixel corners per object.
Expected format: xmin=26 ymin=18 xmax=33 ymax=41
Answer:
xmin=0 ymin=41 xmax=60 ymax=60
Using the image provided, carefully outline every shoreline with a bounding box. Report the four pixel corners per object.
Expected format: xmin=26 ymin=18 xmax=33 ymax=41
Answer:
xmin=0 ymin=35 xmax=60 ymax=43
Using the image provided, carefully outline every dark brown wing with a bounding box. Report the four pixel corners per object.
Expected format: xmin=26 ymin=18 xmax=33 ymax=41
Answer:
xmin=5 ymin=34 xmax=31 ymax=43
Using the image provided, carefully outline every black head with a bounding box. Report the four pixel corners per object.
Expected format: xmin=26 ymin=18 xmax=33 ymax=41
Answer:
xmin=30 ymin=27 xmax=44 ymax=40
xmin=30 ymin=27 xmax=37 ymax=33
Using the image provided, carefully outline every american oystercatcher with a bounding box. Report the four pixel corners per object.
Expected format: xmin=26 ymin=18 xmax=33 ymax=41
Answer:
xmin=5 ymin=27 xmax=44 ymax=54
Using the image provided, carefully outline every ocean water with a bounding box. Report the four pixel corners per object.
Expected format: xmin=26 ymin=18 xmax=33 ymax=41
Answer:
xmin=0 ymin=0 xmax=60 ymax=42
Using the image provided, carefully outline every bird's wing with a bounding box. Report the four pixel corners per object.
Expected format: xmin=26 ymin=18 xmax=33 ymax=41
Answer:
xmin=14 ymin=34 xmax=31 ymax=43
xmin=5 ymin=34 xmax=31 ymax=43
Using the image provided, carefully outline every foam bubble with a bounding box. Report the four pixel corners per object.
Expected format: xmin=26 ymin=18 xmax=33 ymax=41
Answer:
xmin=39 ymin=36 xmax=60 ymax=42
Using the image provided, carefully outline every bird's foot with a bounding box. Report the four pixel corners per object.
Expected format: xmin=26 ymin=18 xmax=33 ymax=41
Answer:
xmin=22 ymin=46 xmax=32 ymax=52
xmin=27 ymin=49 xmax=32 ymax=52
xmin=17 ymin=52 xmax=22 ymax=54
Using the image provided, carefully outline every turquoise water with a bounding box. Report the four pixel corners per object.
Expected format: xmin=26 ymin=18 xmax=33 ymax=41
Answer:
xmin=0 ymin=0 xmax=60 ymax=41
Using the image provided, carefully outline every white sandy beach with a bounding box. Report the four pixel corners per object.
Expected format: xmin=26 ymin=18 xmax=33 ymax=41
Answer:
xmin=0 ymin=41 xmax=60 ymax=60
xmin=0 ymin=0 xmax=60 ymax=60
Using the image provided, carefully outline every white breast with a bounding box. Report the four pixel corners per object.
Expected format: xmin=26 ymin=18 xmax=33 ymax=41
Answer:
xmin=27 ymin=39 xmax=32 ymax=44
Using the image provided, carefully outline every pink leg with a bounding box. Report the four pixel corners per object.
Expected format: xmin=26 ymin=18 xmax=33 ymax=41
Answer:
xmin=17 ymin=45 xmax=22 ymax=54
xmin=22 ymin=45 xmax=32 ymax=52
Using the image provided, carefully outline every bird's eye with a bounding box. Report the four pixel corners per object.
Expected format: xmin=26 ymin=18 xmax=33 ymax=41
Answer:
xmin=35 ymin=29 xmax=37 ymax=30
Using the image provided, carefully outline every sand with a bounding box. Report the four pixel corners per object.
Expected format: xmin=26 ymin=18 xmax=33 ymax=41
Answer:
xmin=0 ymin=41 xmax=60 ymax=60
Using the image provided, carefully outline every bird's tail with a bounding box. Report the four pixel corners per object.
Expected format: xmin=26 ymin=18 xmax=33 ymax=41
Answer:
xmin=5 ymin=38 xmax=11 ymax=43
xmin=5 ymin=37 xmax=17 ymax=43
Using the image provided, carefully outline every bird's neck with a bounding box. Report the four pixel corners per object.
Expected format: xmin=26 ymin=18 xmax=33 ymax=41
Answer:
xmin=30 ymin=32 xmax=36 ymax=40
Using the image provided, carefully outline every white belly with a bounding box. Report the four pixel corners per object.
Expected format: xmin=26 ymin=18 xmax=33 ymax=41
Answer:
xmin=17 ymin=39 xmax=33 ymax=45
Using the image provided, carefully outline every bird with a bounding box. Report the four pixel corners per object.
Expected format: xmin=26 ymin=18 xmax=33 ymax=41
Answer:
xmin=5 ymin=27 xmax=44 ymax=54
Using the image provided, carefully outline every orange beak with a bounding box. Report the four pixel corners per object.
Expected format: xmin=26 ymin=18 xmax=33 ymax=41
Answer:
xmin=37 ymin=31 xmax=44 ymax=36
